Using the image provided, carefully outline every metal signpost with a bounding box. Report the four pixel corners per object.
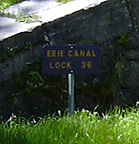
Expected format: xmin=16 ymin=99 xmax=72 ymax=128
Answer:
xmin=68 ymin=72 xmax=74 ymax=115
xmin=42 ymin=44 xmax=100 ymax=115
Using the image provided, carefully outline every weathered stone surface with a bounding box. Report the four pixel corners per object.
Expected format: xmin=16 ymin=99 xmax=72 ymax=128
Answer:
xmin=45 ymin=0 xmax=132 ymax=44
xmin=126 ymin=32 xmax=139 ymax=49
xmin=121 ymin=88 xmax=139 ymax=105
xmin=0 ymin=44 xmax=43 ymax=82
xmin=0 ymin=0 xmax=108 ymax=61
xmin=0 ymin=25 xmax=44 ymax=58
xmin=0 ymin=0 xmax=139 ymax=119
xmin=0 ymin=0 xmax=107 ymax=40
xmin=125 ymin=0 xmax=139 ymax=31
xmin=126 ymin=49 xmax=139 ymax=60
xmin=131 ymin=0 xmax=139 ymax=31
xmin=120 ymin=61 xmax=139 ymax=87
xmin=0 ymin=0 xmax=134 ymax=83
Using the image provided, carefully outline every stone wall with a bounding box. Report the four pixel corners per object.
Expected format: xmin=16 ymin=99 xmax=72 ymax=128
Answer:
xmin=0 ymin=0 xmax=139 ymax=119
xmin=0 ymin=0 xmax=136 ymax=82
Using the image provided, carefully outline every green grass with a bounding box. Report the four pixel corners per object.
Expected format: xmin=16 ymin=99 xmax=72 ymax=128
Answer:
xmin=1 ymin=107 xmax=139 ymax=144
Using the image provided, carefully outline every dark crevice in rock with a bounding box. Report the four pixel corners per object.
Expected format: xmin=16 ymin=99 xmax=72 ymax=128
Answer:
xmin=125 ymin=0 xmax=139 ymax=32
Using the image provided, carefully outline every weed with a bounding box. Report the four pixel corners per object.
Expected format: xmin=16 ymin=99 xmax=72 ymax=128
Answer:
xmin=26 ymin=71 xmax=44 ymax=89
xmin=7 ymin=46 xmax=18 ymax=57
xmin=24 ymin=42 xmax=33 ymax=50
xmin=118 ymin=32 xmax=129 ymax=46
xmin=16 ymin=13 xmax=40 ymax=23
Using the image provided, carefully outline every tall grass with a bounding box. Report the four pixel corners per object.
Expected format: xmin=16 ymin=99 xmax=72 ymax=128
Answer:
xmin=0 ymin=107 xmax=139 ymax=144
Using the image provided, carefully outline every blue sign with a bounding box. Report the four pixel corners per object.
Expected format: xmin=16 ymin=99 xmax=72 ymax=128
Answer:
xmin=42 ymin=44 xmax=100 ymax=74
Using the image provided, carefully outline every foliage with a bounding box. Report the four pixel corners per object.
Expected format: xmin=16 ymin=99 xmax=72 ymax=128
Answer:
xmin=16 ymin=13 xmax=40 ymax=23
xmin=23 ymin=42 xmax=33 ymax=50
xmin=0 ymin=2 xmax=9 ymax=10
xmin=0 ymin=46 xmax=18 ymax=62
xmin=0 ymin=0 xmax=24 ymax=10
xmin=1 ymin=107 xmax=139 ymax=144
xmin=118 ymin=32 xmax=129 ymax=46
xmin=57 ymin=0 xmax=75 ymax=4
xmin=0 ymin=41 xmax=34 ymax=62
xmin=26 ymin=71 xmax=44 ymax=90
xmin=7 ymin=46 xmax=18 ymax=57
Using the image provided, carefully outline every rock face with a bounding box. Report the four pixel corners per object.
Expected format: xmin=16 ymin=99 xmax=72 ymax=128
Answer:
xmin=0 ymin=0 xmax=139 ymax=120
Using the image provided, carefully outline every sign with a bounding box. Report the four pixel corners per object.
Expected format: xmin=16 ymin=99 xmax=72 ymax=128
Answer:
xmin=42 ymin=44 xmax=100 ymax=74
